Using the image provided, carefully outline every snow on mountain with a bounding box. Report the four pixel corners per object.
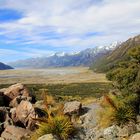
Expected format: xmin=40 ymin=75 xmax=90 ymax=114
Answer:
xmin=9 ymin=42 xmax=119 ymax=68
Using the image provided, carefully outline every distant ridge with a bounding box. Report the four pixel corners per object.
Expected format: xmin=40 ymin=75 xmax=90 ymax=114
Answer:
xmin=9 ymin=42 xmax=119 ymax=69
xmin=90 ymin=34 xmax=140 ymax=72
xmin=0 ymin=62 xmax=13 ymax=70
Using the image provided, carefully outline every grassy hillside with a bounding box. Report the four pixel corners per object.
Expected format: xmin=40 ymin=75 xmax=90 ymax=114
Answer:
xmin=90 ymin=35 xmax=140 ymax=72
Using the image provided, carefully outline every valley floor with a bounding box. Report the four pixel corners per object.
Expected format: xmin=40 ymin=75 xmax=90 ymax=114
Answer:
xmin=0 ymin=67 xmax=109 ymax=84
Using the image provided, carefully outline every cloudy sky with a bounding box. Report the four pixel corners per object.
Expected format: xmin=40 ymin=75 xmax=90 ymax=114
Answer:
xmin=0 ymin=0 xmax=140 ymax=62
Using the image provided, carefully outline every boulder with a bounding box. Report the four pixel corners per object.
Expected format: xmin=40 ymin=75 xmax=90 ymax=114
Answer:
xmin=15 ymin=100 xmax=36 ymax=130
xmin=0 ymin=88 xmax=7 ymax=94
xmin=136 ymin=123 xmax=140 ymax=132
xmin=10 ymin=107 xmax=18 ymax=123
xmin=118 ymin=122 xmax=137 ymax=137
xmin=0 ymin=107 xmax=12 ymax=128
xmin=1 ymin=125 xmax=30 ymax=140
xmin=136 ymin=115 xmax=140 ymax=123
xmin=63 ymin=101 xmax=82 ymax=115
xmin=0 ymin=92 xmax=4 ymax=106
xmin=9 ymin=96 xmax=32 ymax=108
xmin=103 ymin=125 xmax=119 ymax=140
xmin=4 ymin=83 xmax=30 ymax=102
xmin=38 ymin=134 xmax=58 ymax=140
xmin=130 ymin=133 xmax=140 ymax=140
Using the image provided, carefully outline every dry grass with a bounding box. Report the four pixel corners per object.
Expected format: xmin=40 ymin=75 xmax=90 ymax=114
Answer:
xmin=81 ymin=97 xmax=97 ymax=105
xmin=31 ymin=94 xmax=75 ymax=140
xmin=0 ymin=67 xmax=109 ymax=84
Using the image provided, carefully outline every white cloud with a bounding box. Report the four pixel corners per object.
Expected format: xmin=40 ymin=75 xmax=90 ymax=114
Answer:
xmin=0 ymin=0 xmax=140 ymax=59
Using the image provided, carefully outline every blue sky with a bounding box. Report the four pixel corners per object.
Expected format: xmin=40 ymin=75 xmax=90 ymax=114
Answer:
xmin=0 ymin=0 xmax=140 ymax=63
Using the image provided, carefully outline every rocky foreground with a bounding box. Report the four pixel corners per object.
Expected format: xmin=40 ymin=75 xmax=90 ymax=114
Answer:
xmin=0 ymin=83 xmax=140 ymax=140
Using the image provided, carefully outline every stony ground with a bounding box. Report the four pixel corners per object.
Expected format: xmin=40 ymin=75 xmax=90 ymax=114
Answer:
xmin=1 ymin=83 xmax=140 ymax=140
xmin=0 ymin=67 xmax=109 ymax=84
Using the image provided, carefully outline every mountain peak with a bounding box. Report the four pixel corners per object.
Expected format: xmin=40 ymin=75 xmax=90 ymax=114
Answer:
xmin=9 ymin=42 xmax=119 ymax=68
xmin=0 ymin=62 xmax=13 ymax=70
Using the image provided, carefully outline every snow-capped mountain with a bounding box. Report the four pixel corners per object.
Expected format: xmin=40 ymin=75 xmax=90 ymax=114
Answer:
xmin=54 ymin=52 xmax=66 ymax=57
xmin=9 ymin=42 xmax=119 ymax=68
xmin=90 ymin=34 xmax=140 ymax=72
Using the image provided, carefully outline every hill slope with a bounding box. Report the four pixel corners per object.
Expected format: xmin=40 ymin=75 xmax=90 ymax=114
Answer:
xmin=0 ymin=62 xmax=13 ymax=70
xmin=90 ymin=34 xmax=140 ymax=72
xmin=9 ymin=43 xmax=118 ymax=68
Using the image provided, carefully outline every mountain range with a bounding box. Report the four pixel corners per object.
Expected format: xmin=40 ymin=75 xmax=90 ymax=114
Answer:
xmin=9 ymin=42 xmax=119 ymax=69
xmin=90 ymin=34 xmax=140 ymax=72
xmin=0 ymin=62 xmax=13 ymax=70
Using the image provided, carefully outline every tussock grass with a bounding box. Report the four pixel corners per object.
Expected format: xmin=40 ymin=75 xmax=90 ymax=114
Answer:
xmin=99 ymin=94 xmax=137 ymax=127
xmin=31 ymin=94 xmax=75 ymax=140
xmin=31 ymin=115 xmax=74 ymax=140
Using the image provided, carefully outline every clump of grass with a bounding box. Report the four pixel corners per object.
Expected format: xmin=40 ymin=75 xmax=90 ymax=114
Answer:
xmin=113 ymin=106 xmax=136 ymax=126
xmin=99 ymin=106 xmax=115 ymax=128
xmin=31 ymin=115 xmax=74 ymax=140
xmin=31 ymin=94 xmax=75 ymax=140
xmin=44 ymin=94 xmax=56 ymax=108
xmin=99 ymin=94 xmax=137 ymax=127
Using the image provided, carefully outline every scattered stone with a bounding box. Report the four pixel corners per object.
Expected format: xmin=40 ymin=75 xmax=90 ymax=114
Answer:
xmin=0 ymin=84 xmax=39 ymax=139
xmin=129 ymin=133 xmax=140 ymax=140
xmin=136 ymin=115 xmax=140 ymax=123
xmin=118 ymin=122 xmax=137 ymax=137
xmin=80 ymin=103 xmax=101 ymax=129
xmin=136 ymin=123 xmax=140 ymax=132
xmin=1 ymin=125 xmax=30 ymax=140
xmin=103 ymin=125 xmax=119 ymax=140
xmin=63 ymin=101 xmax=82 ymax=115
xmin=37 ymin=134 xmax=58 ymax=140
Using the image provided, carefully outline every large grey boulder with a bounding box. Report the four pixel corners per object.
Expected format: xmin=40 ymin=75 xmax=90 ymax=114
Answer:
xmin=63 ymin=101 xmax=82 ymax=115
